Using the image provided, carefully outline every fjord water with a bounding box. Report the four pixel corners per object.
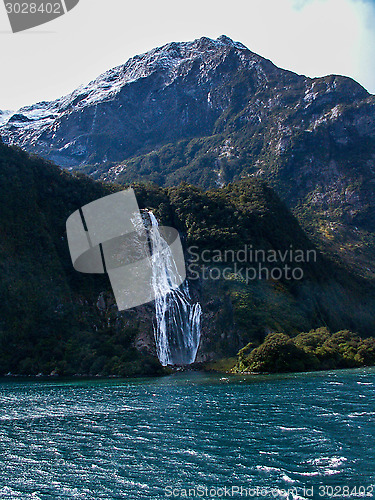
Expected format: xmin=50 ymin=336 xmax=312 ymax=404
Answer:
xmin=0 ymin=369 xmax=374 ymax=500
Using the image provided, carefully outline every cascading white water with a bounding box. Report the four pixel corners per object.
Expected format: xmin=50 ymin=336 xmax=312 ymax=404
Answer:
xmin=148 ymin=212 xmax=202 ymax=366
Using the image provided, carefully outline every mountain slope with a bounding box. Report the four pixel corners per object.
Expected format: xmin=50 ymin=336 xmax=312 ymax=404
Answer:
xmin=1 ymin=35 xmax=261 ymax=166
xmin=1 ymin=36 xmax=375 ymax=276
xmin=1 ymin=139 xmax=374 ymax=374
xmin=0 ymin=140 xmax=164 ymax=376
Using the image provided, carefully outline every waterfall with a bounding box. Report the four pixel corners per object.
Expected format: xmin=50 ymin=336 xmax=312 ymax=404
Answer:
xmin=147 ymin=212 xmax=202 ymax=366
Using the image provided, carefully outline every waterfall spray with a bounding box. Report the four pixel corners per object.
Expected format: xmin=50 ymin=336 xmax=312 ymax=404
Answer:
xmin=147 ymin=212 xmax=202 ymax=366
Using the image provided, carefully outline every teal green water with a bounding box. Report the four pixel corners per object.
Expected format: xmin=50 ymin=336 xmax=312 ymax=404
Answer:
xmin=0 ymin=368 xmax=374 ymax=500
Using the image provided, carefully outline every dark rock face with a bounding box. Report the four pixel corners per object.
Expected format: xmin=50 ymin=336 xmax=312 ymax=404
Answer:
xmin=1 ymin=35 xmax=375 ymax=274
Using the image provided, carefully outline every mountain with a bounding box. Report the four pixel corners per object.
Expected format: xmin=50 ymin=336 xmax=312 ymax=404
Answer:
xmin=0 ymin=139 xmax=374 ymax=375
xmin=1 ymin=35 xmax=375 ymax=277
xmin=0 ymin=35 xmax=260 ymax=167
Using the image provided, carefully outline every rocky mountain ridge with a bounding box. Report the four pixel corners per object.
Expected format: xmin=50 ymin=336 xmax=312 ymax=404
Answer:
xmin=0 ymin=35 xmax=255 ymax=165
xmin=2 ymin=35 xmax=369 ymax=168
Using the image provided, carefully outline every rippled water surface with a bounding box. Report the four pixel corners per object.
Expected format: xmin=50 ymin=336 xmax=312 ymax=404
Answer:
xmin=0 ymin=368 xmax=374 ymax=499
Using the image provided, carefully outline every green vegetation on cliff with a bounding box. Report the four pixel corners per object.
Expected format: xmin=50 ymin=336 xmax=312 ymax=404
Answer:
xmin=1 ymin=139 xmax=375 ymax=375
xmin=133 ymin=179 xmax=375 ymax=357
xmin=0 ymin=140 xmax=163 ymax=377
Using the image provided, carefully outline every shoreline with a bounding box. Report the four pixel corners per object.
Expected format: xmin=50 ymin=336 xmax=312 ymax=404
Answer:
xmin=1 ymin=364 xmax=374 ymax=381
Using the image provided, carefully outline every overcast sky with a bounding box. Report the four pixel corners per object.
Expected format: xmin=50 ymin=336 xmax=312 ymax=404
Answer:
xmin=0 ymin=0 xmax=374 ymax=110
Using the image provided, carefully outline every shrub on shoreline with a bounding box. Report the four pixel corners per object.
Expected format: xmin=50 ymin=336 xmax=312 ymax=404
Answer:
xmin=232 ymin=328 xmax=375 ymax=373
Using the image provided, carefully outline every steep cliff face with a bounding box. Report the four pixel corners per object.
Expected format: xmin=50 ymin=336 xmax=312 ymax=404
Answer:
xmin=132 ymin=181 xmax=375 ymax=361
xmin=0 ymin=140 xmax=163 ymax=376
xmin=1 ymin=140 xmax=374 ymax=374
xmin=1 ymin=36 xmax=374 ymax=276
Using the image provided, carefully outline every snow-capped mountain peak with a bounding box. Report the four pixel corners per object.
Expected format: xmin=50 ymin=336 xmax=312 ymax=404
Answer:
xmin=0 ymin=35 xmax=368 ymax=168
